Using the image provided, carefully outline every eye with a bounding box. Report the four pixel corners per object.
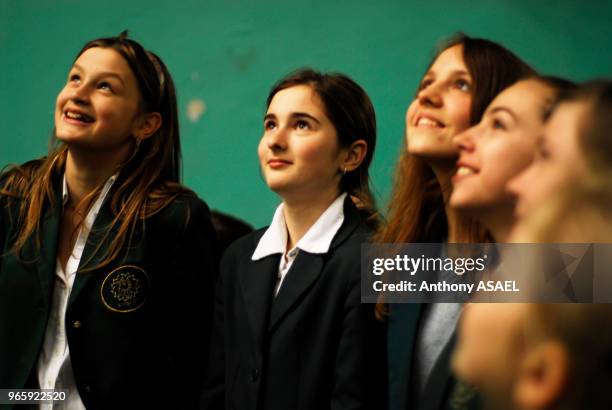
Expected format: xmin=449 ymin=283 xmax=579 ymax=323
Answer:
xmin=295 ymin=120 xmax=310 ymax=130
xmin=264 ymin=119 xmax=276 ymax=131
xmin=492 ymin=118 xmax=506 ymax=131
xmin=454 ymin=78 xmax=471 ymax=92
xmin=419 ymin=78 xmax=433 ymax=91
xmin=68 ymin=73 xmax=81 ymax=84
xmin=98 ymin=82 xmax=113 ymax=92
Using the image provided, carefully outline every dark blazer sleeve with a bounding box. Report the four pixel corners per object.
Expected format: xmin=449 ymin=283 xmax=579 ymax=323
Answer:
xmin=0 ymin=170 xmax=16 ymax=281
xmin=0 ymin=175 xmax=6 ymax=274
xmin=332 ymin=256 xmax=388 ymax=410
xmin=200 ymin=243 xmax=231 ymax=410
xmin=161 ymin=197 xmax=217 ymax=409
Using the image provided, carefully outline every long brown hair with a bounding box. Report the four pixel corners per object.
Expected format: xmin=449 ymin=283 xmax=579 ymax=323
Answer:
xmin=375 ymin=33 xmax=535 ymax=317
xmin=1 ymin=31 xmax=192 ymax=272
xmin=266 ymin=68 xmax=378 ymax=214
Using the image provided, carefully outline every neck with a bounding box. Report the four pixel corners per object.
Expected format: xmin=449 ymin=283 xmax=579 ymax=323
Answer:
xmin=429 ymin=159 xmax=467 ymax=243
xmin=281 ymin=187 xmax=341 ymax=251
xmin=478 ymin=205 xmax=515 ymax=243
xmin=64 ymin=144 xmax=129 ymax=206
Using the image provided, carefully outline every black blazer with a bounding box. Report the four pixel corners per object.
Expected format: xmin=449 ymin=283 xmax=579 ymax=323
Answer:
xmin=0 ymin=164 xmax=217 ymax=410
xmin=202 ymin=198 xmax=387 ymax=410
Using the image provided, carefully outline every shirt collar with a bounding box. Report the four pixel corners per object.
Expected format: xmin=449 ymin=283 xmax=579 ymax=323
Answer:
xmin=62 ymin=174 xmax=69 ymax=206
xmin=252 ymin=193 xmax=347 ymax=261
xmin=61 ymin=173 xmax=119 ymax=208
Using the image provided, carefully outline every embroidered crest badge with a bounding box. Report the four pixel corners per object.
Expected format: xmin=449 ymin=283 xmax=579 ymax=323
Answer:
xmin=101 ymin=265 xmax=150 ymax=312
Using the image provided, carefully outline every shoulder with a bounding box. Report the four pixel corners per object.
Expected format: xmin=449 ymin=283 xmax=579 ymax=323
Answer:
xmin=223 ymin=227 xmax=265 ymax=258
xmin=148 ymin=192 xmax=214 ymax=237
xmin=319 ymin=205 xmax=373 ymax=286
xmin=0 ymin=158 xmax=46 ymax=193
xmin=218 ymin=227 xmax=266 ymax=274
xmin=154 ymin=192 xmax=210 ymax=221
xmin=330 ymin=198 xmax=374 ymax=254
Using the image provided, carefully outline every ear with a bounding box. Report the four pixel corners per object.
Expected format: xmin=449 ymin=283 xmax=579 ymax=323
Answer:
xmin=134 ymin=112 xmax=162 ymax=140
xmin=513 ymin=341 xmax=569 ymax=409
xmin=340 ymin=139 xmax=368 ymax=173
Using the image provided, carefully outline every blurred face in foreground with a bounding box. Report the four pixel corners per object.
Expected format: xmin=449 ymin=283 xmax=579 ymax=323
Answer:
xmin=453 ymin=303 xmax=575 ymax=410
xmin=508 ymin=101 xmax=590 ymax=239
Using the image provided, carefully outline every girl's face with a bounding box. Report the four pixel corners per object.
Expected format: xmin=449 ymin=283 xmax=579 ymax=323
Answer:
xmin=55 ymin=47 xmax=144 ymax=153
xmin=453 ymin=303 xmax=529 ymax=406
xmin=258 ymin=85 xmax=346 ymax=200
xmin=508 ymin=101 xmax=589 ymax=226
xmin=450 ymin=79 xmax=555 ymax=212
xmin=405 ymin=44 xmax=473 ymax=159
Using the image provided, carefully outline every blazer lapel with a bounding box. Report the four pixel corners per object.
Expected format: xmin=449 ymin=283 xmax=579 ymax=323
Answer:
xmin=240 ymin=252 xmax=278 ymax=349
xmin=68 ymin=198 xmax=116 ymax=308
xmin=268 ymin=197 xmax=364 ymax=332
xmin=34 ymin=191 xmax=63 ymax=309
xmin=268 ymin=251 xmax=323 ymax=331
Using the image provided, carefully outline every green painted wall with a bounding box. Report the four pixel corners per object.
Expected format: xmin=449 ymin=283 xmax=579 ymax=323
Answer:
xmin=1 ymin=0 xmax=611 ymax=227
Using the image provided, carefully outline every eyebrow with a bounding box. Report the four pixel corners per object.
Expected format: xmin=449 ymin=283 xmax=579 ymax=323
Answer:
xmin=263 ymin=112 xmax=321 ymax=124
xmin=424 ymin=69 xmax=470 ymax=78
xmin=488 ymin=106 xmax=518 ymax=122
xmin=71 ymin=64 xmax=126 ymax=86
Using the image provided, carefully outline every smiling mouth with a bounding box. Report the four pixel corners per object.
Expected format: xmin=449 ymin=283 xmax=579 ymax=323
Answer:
xmin=416 ymin=117 xmax=445 ymax=128
xmin=65 ymin=110 xmax=94 ymax=123
xmin=456 ymin=166 xmax=476 ymax=176
xmin=453 ymin=165 xmax=479 ymax=182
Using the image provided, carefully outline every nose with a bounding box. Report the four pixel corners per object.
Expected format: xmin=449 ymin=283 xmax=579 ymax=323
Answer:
xmin=416 ymin=82 xmax=443 ymax=108
xmin=266 ymin=126 xmax=288 ymax=151
xmin=70 ymin=84 xmax=90 ymax=106
xmin=454 ymin=127 xmax=475 ymax=153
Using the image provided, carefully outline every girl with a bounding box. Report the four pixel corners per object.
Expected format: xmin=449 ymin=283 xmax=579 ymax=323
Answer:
xmin=0 ymin=32 xmax=216 ymax=409
xmin=450 ymin=76 xmax=575 ymax=242
xmin=453 ymin=303 xmax=612 ymax=410
xmin=509 ymin=79 xmax=612 ymax=242
xmin=454 ymin=80 xmax=612 ymax=410
xmin=376 ymin=33 xmax=534 ymax=410
xmin=202 ymin=69 xmax=386 ymax=410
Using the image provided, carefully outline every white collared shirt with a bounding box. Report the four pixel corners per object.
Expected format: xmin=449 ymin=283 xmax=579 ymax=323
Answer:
xmin=37 ymin=173 xmax=117 ymax=410
xmin=252 ymin=193 xmax=347 ymax=296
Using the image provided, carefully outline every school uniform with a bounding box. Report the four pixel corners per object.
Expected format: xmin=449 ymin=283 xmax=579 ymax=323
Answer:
xmin=202 ymin=194 xmax=387 ymax=410
xmin=387 ymin=303 xmax=482 ymax=410
xmin=0 ymin=162 xmax=217 ymax=410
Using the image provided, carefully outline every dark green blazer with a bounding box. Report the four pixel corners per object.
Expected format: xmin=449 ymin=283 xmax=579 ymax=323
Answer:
xmin=0 ymin=164 xmax=217 ymax=409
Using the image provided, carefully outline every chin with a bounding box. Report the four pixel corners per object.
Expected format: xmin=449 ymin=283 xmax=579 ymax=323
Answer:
xmin=409 ymin=148 xmax=459 ymax=164
xmin=450 ymin=196 xmax=484 ymax=215
xmin=407 ymin=139 xmax=457 ymax=159
xmin=450 ymin=348 xmax=472 ymax=383
xmin=450 ymin=199 xmax=472 ymax=213
xmin=56 ymin=132 xmax=93 ymax=145
xmin=264 ymin=179 xmax=290 ymax=194
xmin=55 ymin=133 xmax=82 ymax=145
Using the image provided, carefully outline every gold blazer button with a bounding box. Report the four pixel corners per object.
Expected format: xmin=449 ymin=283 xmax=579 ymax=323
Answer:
xmin=73 ymin=320 xmax=82 ymax=329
